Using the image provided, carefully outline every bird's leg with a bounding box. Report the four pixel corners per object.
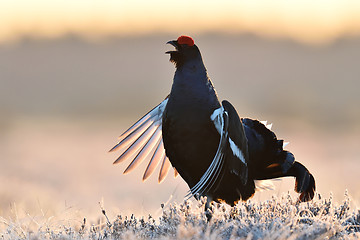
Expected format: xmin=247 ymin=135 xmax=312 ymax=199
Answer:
xmin=205 ymin=196 xmax=213 ymax=222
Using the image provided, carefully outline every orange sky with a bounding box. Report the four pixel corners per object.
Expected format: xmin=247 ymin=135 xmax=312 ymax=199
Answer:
xmin=1 ymin=0 xmax=360 ymax=45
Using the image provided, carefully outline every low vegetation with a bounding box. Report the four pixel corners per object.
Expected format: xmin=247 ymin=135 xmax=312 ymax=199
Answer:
xmin=1 ymin=192 xmax=359 ymax=239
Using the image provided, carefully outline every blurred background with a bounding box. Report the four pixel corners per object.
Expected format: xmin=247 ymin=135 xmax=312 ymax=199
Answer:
xmin=1 ymin=0 xmax=359 ymax=224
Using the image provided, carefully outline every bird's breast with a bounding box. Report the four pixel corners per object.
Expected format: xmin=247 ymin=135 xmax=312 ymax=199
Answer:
xmin=162 ymin=104 xmax=220 ymax=188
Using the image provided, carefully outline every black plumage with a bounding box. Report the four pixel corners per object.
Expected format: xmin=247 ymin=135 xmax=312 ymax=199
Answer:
xmin=111 ymin=36 xmax=315 ymax=206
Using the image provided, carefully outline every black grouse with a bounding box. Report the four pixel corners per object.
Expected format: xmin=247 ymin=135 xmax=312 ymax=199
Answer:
xmin=110 ymin=35 xmax=316 ymax=205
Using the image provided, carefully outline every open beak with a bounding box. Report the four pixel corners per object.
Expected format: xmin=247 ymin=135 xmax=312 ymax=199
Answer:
xmin=166 ymin=40 xmax=178 ymax=54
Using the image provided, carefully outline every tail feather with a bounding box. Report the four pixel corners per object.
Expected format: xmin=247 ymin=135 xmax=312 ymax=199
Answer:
xmin=300 ymin=174 xmax=315 ymax=202
xmin=242 ymin=118 xmax=295 ymax=178
xmin=289 ymin=162 xmax=316 ymax=202
xmin=242 ymin=118 xmax=316 ymax=202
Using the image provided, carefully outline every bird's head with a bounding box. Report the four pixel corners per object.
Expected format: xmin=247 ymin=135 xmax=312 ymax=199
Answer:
xmin=166 ymin=36 xmax=202 ymax=68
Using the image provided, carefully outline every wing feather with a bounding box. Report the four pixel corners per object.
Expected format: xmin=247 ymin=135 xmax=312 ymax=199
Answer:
xmin=113 ymin=120 xmax=157 ymax=164
xmin=222 ymin=100 xmax=249 ymax=185
xmin=109 ymin=118 xmax=154 ymax=153
xmin=186 ymin=106 xmax=229 ymax=199
xmin=143 ymin=138 xmax=166 ymax=181
xmin=123 ymin=125 xmax=162 ymax=174
xmin=158 ymin=156 xmax=171 ymax=183
xmin=118 ymin=114 xmax=152 ymax=140
xmin=111 ymin=98 xmax=173 ymax=182
xmin=174 ymin=168 xmax=179 ymax=178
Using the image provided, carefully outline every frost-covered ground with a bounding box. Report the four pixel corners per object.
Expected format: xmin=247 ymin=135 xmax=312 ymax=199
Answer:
xmin=1 ymin=193 xmax=359 ymax=240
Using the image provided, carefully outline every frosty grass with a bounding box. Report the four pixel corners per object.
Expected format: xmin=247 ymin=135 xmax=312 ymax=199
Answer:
xmin=1 ymin=192 xmax=359 ymax=239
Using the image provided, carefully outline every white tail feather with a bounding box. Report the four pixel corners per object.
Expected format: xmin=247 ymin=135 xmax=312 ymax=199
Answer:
xmin=260 ymin=120 xmax=267 ymax=125
xmin=255 ymin=180 xmax=276 ymax=191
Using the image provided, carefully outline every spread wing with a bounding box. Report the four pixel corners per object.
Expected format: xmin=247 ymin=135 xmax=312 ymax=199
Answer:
xmin=109 ymin=97 xmax=178 ymax=183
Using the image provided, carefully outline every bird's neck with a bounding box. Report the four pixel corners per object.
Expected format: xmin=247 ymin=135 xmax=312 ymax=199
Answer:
xmin=169 ymin=62 xmax=220 ymax=112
